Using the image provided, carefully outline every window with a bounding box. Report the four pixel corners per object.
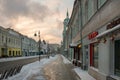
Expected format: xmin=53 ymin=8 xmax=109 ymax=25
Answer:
xmin=93 ymin=43 xmax=98 ymax=68
xmin=8 ymin=38 xmax=10 ymax=43
xmin=2 ymin=35 xmax=4 ymax=42
xmin=115 ymin=40 xmax=120 ymax=76
xmin=90 ymin=43 xmax=98 ymax=68
xmin=16 ymin=51 xmax=17 ymax=56
xmin=13 ymin=51 xmax=14 ymax=56
xmin=98 ymin=0 xmax=107 ymax=8
xmin=87 ymin=0 xmax=94 ymax=20
xmin=9 ymin=51 xmax=11 ymax=56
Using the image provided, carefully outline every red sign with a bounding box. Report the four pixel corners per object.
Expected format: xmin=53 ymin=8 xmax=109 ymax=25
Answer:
xmin=88 ymin=32 xmax=98 ymax=40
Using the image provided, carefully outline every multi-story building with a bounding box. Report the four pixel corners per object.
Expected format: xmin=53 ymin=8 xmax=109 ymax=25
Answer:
xmin=21 ymin=35 xmax=30 ymax=56
xmin=64 ymin=0 xmax=120 ymax=80
xmin=81 ymin=0 xmax=120 ymax=80
xmin=65 ymin=0 xmax=82 ymax=66
xmin=28 ymin=38 xmax=38 ymax=56
xmin=0 ymin=26 xmax=9 ymax=57
xmin=0 ymin=26 xmax=38 ymax=57
xmin=7 ymin=28 xmax=22 ymax=57
xmin=21 ymin=36 xmax=38 ymax=56
xmin=0 ymin=27 xmax=22 ymax=57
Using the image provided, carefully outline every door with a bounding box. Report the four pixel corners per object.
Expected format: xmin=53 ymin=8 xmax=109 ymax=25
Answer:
xmin=115 ymin=40 xmax=120 ymax=76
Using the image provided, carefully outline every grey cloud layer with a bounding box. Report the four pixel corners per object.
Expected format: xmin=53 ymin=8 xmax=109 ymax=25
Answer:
xmin=0 ymin=0 xmax=51 ymax=22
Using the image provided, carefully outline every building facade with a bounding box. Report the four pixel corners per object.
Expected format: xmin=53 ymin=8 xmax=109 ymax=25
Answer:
xmin=64 ymin=0 xmax=120 ymax=80
xmin=7 ymin=28 xmax=22 ymax=57
xmin=22 ymin=37 xmax=38 ymax=56
xmin=0 ymin=26 xmax=9 ymax=57
xmin=0 ymin=26 xmax=38 ymax=57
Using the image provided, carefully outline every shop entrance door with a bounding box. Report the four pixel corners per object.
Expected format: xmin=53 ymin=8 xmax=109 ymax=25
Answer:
xmin=115 ymin=40 xmax=120 ymax=76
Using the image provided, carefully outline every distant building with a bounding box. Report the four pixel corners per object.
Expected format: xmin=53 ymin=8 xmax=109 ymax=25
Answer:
xmin=28 ymin=38 xmax=38 ymax=56
xmin=62 ymin=10 xmax=70 ymax=57
xmin=0 ymin=27 xmax=22 ymax=57
xmin=0 ymin=26 xmax=38 ymax=57
xmin=49 ymin=44 xmax=60 ymax=54
xmin=40 ymin=40 xmax=48 ymax=54
xmin=0 ymin=26 xmax=9 ymax=57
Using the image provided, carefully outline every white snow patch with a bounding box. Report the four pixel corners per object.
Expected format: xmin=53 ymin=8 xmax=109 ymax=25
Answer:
xmin=61 ymin=55 xmax=71 ymax=64
xmin=73 ymin=68 xmax=96 ymax=80
xmin=0 ymin=55 xmax=47 ymax=62
xmin=0 ymin=56 xmax=38 ymax=62
xmin=5 ymin=55 xmax=58 ymax=80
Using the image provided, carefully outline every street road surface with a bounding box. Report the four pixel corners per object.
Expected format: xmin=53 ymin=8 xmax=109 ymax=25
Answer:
xmin=43 ymin=55 xmax=80 ymax=80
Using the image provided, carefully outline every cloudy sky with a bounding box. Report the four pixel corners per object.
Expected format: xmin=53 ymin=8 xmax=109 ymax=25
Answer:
xmin=0 ymin=0 xmax=74 ymax=44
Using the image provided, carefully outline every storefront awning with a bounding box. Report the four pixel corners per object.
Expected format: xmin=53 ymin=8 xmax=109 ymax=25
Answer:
xmin=64 ymin=49 xmax=68 ymax=51
xmin=96 ymin=24 xmax=120 ymax=38
xmin=69 ymin=43 xmax=78 ymax=48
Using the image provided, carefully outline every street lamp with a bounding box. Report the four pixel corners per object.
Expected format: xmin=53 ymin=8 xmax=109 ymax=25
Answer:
xmin=34 ymin=31 xmax=41 ymax=61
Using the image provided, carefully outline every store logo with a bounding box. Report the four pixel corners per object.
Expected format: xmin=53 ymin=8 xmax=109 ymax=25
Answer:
xmin=88 ymin=32 xmax=98 ymax=40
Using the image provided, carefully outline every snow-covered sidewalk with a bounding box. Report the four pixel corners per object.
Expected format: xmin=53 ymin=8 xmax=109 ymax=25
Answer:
xmin=74 ymin=68 xmax=96 ymax=80
xmin=61 ymin=55 xmax=96 ymax=80
xmin=4 ymin=55 xmax=58 ymax=80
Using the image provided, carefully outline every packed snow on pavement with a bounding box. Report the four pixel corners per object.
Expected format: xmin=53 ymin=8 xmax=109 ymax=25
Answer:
xmin=4 ymin=55 xmax=58 ymax=80
xmin=61 ymin=55 xmax=96 ymax=80
xmin=73 ymin=68 xmax=96 ymax=80
xmin=61 ymin=55 xmax=71 ymax=64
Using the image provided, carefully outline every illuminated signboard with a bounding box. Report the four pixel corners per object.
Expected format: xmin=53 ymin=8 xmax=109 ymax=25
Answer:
xmin=88 ymin=32 xmax=98 ymax=40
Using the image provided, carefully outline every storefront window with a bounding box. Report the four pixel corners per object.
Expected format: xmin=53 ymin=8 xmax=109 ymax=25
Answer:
xmin=93 ymin=43 xmax=98 ymax=68
xmin=90 ymin=43 xmax=98 ymax=68
xmin=115 ymin=40 xmax=120 ymax=76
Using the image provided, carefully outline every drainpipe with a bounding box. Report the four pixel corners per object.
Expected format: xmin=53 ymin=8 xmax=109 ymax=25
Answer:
xmin=78 ymin=0 xmax=84 ymax=69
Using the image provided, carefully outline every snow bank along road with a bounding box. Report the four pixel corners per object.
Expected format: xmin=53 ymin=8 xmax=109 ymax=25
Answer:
xmin=0 ymin=55 xmax=47 ymax=80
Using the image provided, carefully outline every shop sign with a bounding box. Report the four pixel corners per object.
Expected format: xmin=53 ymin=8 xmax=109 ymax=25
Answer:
xmin=107 ymin=18 xmax=120 ymax=29
xmin=88 ymin=32 xmax=98 ymax=40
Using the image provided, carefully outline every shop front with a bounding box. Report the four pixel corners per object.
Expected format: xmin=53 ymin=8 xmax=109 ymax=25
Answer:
xmin=88 ymin=31 xmax=99 ymax=68
xmin=69 ymin=43 xmax=82 ymax=67
xmin=90 ymin=18 xmax=120 ymax=80
xmin=115 ymin=39 xmax=120 ymax=76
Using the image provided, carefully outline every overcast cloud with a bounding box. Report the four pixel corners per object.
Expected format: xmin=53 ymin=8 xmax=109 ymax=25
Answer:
xmin=0 ymin=0 xmax=74 ymax=44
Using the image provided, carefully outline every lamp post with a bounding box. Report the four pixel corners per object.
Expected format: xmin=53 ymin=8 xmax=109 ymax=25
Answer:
xmin=34 ymin=31 xmax=41 ymax=61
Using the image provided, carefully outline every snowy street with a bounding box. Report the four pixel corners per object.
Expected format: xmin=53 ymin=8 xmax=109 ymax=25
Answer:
xmin=43 ymin=55 xmax=80 ymax=80
xmin=4 ymin=55 xmax=80 ymax=80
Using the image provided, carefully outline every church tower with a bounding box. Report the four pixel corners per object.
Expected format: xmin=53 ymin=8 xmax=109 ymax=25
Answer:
xmin=63 ymin=10 xmax=69 ymax=36
xmin=62 ymin=10 xmax=70 ymax=53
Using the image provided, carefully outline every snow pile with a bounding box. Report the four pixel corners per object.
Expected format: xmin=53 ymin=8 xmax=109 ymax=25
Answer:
xmin=5 ymin=55 xmax=58 ymax=80
xmin=0 ymin=56 xmax=38 ymax=62
xmin=73 ymin=68 xmax=96 ymax=80
xmin=61 ymin=55 xmax=71 ymax=64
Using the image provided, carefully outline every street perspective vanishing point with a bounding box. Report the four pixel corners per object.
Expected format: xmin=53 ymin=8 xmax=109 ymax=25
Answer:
xmin=0 ymin=0 xmax=120 ymax=80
